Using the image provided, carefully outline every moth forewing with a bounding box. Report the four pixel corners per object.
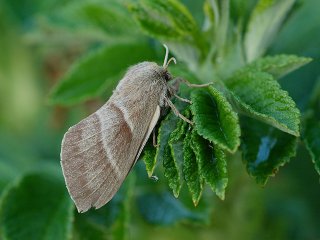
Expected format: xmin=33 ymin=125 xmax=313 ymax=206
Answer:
xmin=133 ymin=105 xmax=161 ymax=166
xmin=60 ymin=62 xmax=169 ymax=212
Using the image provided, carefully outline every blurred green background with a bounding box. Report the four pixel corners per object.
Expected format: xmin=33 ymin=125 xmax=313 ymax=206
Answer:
xmin=0 ymin=0 xmax=320 ymax=239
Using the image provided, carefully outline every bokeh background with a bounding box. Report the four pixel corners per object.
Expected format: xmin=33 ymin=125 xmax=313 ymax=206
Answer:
xmin=0 ymin=0 xmax=320 ymax=239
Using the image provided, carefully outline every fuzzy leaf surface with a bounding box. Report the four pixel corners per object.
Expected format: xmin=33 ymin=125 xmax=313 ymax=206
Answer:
xmin=156 ymin=112 xmax=179 ymax=168
xmin=163 ymin=144 xmax=181 ymax=198
xmin=157 ymin=112 xmax=183 ymax=198
xmin=183 ymin=131 xmax=204 ymax=206
xmin=129 ymin=0 xmax=198 ymax=40
xmin=156 ymin=101 xmax=188 ymax=169
xmin=248 ymin=55 xmax=312 ymax=79
xmin=166 ymin=110 xmax=190 ymax=197
xmin=191 ymin=130 xmax=228 ymax=200
xmin=72 ymin=212 xmax=108 ymax=240
xmin=226 ymin=70 xmax=300 ymax=136
xmin=191 ymin=86 xmax=241 ymax=152
xmin=111 ymin=174 xmax=135 ymax=240
xmin=141 ymin=143 xmax=157 ymax=178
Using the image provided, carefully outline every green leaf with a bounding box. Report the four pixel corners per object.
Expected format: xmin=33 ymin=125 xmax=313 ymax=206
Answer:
xmin=66 ymin=0 xmax=137 ymax=36
xmin=183 ymin=131 xmax=204 ymax=206
xmin=141 ymin=143 xmax=157 ymax=178
xmin=304 ymin=120 xmax=320 ymax=176
xmin=2 ymin=0 xmax=63 ymax=22
xmin=137 ymin=191 xmax=211 ymax=225
xmin=191 ymin=130 xmax=228 ymax=200
xmin=241 ymin=117 xmax=298 ymax=185
xmin=191 ymin=86 xmax=241 ymax=153
xmin=0 ymin=173 xmax=74 ymax=240
xmin=156 ymin=112 xmax=179 ymax=167
xmin=226 ymin=70 xmax=300 ymax=136
xmin=51 ymin=0 xmax=138 ymax=38
xmin=244 ymin=0 xmax=295 ymax=62
xmin=156 ymin=100 xmax=188 ymax=167
xmin=248 ymin=55 xmax=312 ymax=79
xmin=270 ymin=0 xmax=320 ymax=57
xmin=111 ymin=174 xmax=135 ymax=240
xmin=157 ymin=111 xmax=183 ymax=198
xmin=165 ymin=109 xmax=190 ymax=197
xmin=129 ymin=0 xmax=198 ymax=41
xmin=48 ymin=42 xmax=156 ymax=105
xmin=214 ymin=31 xmax=246 ymax=79
xmin=309 ymin=79 xmax=320 ymax=117
xmin=0 ymin=158 xmax=18 ymax=196
xmin=169 ymin=109 xmax=190 ymax=149
xmin=203 ymin=0 xmax=217 ymax=30
xmin=72 ymin=215 xmax=107 ymax=240
xmin=163 ymin=144 xmax=181 ymax=198
xmin=230 ymin=0 xmax=256 ymax=24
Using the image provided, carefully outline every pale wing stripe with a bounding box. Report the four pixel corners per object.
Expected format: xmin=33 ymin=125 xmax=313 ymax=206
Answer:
xmin=63 ymin=113 xmax=121 ymax=147
xmin=77 ymin=102 xmax=134 ymax=208
xmin=96 ymin=110 xmax=122 ymax=177
xmin=93 ymin=132 xmax=139 ymax=208
xmin=112 ymin=101 xmax=134 ymax=133
xmin=93 ymin=108 xmax=159 ymax=209
xmin=93 ymin=104 xmax=137 ymax=208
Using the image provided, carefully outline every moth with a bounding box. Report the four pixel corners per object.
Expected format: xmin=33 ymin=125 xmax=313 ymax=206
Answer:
xmin=61 ymin=45 xmax=207 ymax=213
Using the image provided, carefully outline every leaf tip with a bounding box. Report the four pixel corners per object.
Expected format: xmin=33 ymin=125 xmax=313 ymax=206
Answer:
xmin=217 ymin=193 xmax=225 ymax=201
xmin=173 ymin=190 xmax=180 ymax=198
xmin=192 ymin=198 xmax=200 ymax=207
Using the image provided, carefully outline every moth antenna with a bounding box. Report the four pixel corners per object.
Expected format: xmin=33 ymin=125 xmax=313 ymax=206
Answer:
xmin=165 ymin=57 xmax=177 ymax=68
xmin=163 ymin=44 xmax=177 ymax=69
xmin=163 ymin=44 xmax=169 ymax=67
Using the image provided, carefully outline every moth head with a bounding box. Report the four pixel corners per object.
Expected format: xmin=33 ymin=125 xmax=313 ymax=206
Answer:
xmin=162 ymin=69 xmax=172 ymax=82
xmin=152 ymin=66 xmax=173 ymax=83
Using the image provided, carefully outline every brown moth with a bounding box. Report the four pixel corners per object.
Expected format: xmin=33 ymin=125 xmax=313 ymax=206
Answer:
xmin=60 ymin=45 xmax=194 ymax=213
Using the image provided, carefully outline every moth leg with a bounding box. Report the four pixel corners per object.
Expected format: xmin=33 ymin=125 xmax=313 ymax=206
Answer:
xmin=152 ymin=128 xmax=159 ymax=147
xmin=167 ymin=85 xmax=177 ymax=98
xmin=165 ymin=97 xmax=193 ymax=125
xmin=167 ymin=85 xmax=192 ymax=104
xmin=168 ymin=77 xmax=210 ymax=103
xmin=174 ymin=93 xmax=192 ymax=104
xmin=175 ymin=77 xmax=212 ymax=88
